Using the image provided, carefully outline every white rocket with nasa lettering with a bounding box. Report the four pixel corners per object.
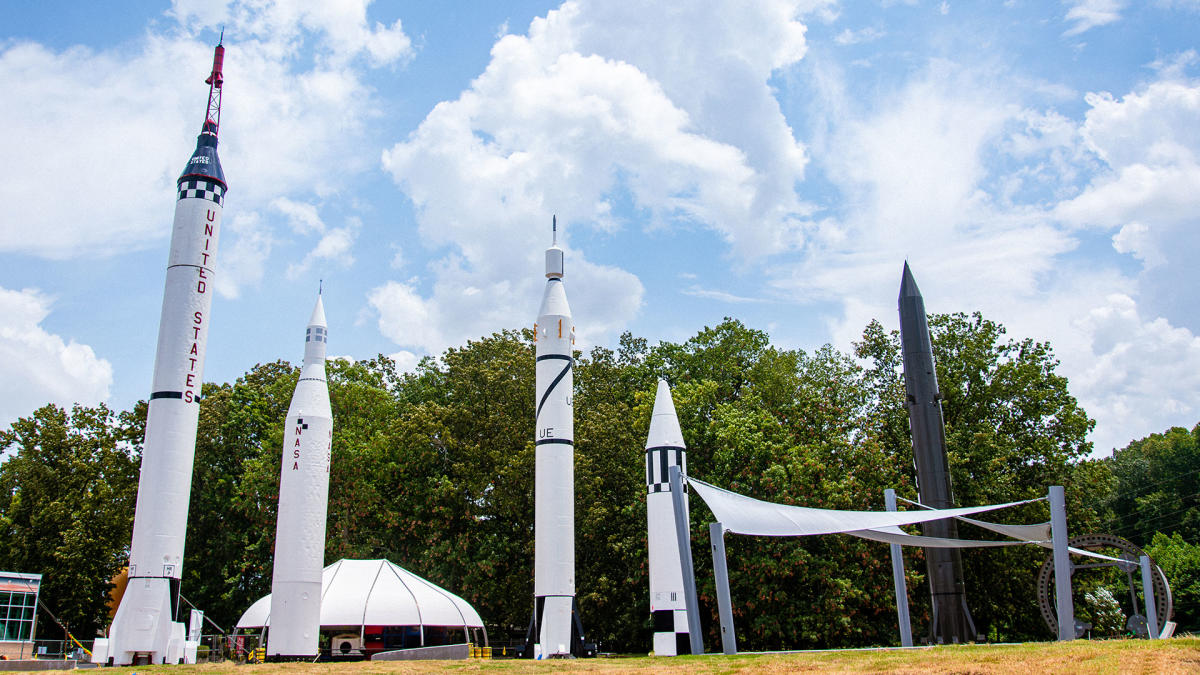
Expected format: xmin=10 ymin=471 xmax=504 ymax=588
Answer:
xmin=533 ymin=218 xmax=577 ymax=658
xmin=267 ymin=294 xmax=333 ymax=659
xmin=644 ymin=379 xmax=692 ymax=656
xmin=105 ymin=40 xmax=227 ymax=666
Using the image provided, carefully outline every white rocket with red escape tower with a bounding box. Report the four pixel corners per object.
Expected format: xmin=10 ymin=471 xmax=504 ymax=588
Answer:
xmin=97 ymin=38 xmax=228 ymax=666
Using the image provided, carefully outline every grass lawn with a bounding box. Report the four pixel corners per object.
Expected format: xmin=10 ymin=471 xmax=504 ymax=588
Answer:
xmin=24 ymin=638 xmax=1200 ymax=674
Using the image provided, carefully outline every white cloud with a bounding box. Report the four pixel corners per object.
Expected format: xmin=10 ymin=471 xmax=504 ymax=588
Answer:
xmin=1155 ymin=0 xmax=1200 ymax=11
xmin=170 ymin=0 xmax=414 ymax=67
xmin=216 ymin=211 xmax=274 ymax=299
xmin=0 ymin=287 xmax=113 ymax=428
xmin=0 ymin=0 xmax=411 ymax=262
xmin=834 ymin=27 xmax=886 ymax=46
xmin=287 ymin=223 xmax=358 ymax=280
xmin=1053 ymin=78 xmax=1200 ymax=331
xmin=682 ymin=286 xmax=771 ymax=304
xmin=368 ymin=280 xmax=443 ymax=353
xmin=769 ymin=54 xmax=1200 ymax=456
xmin=378 ymin=0 xmax=821 ymax=355
xmin=1063 ymin=0 xmax=1126 ymax=36
xmin=272 ymin=197 xmax=326 ymax=235
xmin=388 ymin=350 xmax=421 ymax=374
xmin=1071 ymin=294 xmax=1200 ymax=451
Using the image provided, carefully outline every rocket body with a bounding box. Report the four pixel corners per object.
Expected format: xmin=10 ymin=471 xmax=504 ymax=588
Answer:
xmin=533 ymin=233 xmax=576 ymax=658
xmin=898 ymin=262 xmax=975 ymax=644
xmin=107 ymin=127 xmax=225 ymax=665
xmin=644 ymin=379 xmax=691 ymax=656
xmin=268 ymin=296 xmax=333 ymax=659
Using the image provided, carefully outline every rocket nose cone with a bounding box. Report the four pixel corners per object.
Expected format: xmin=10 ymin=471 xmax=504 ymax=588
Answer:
xmin=899 ymin=261 xmax=922 ymax=300
xmin=646 ymin=379 xmax=686 ymax=449
xmin=309 ymin=294 xmax=326 ymax=327
xmin=538 ymin=276 xmax=572 ymax=317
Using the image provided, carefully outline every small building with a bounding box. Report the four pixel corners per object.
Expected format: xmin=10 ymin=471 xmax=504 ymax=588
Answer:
xmin=0 ymin=572 xmax=40 ymax=660
xmin=236 ymin=559 xmax=485 ymax=659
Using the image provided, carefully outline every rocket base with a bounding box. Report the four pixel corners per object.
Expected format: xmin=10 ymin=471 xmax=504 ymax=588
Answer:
xmin=103 ymin=577 xmax=186 ymax=665
xmin=522 ymin=597 xmax=596 ymax=658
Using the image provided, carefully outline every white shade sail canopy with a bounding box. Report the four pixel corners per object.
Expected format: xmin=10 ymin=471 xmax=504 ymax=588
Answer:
xmin=688 ymin=478 xmax=1040 ymax=537
xmin=236 ymin=559 xmax=483 ymax=630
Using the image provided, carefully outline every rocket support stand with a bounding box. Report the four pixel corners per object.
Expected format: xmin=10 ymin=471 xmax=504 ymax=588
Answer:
xmin=1140 ymin=556 xmax=1159 ymax=639
xmin=669 ymin=466 xmax=703 ymax=656
xmin=885 ymin=489 xmax=913 ymax=647
xmin=709 ymin=522 xmax=736 ymax=654
xmin=1048 ymin=485 xmax=1074 ymax=641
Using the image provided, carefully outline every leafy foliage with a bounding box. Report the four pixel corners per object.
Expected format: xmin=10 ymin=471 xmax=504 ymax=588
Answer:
xmin=1104 ymin=424 xmax=1200 ymax=546
xmin=0 ymin=313 xmax=1121 ymax=650
xmin=0 ymin=404 xmax=140 ymax=638
xmin=1146 ymin=532 xmax=1200 ymax=632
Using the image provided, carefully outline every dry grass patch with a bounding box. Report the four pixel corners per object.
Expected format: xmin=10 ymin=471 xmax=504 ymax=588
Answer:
xmin=23 ymin=638 xmax=1200 ymax=675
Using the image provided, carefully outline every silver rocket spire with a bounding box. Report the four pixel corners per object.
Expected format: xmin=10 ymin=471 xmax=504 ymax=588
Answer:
xmin=897 ymin=262 xmax=976 ymax=644
xmin=268 ymin=292 xmax=333 ymax=659
xmin=102 ymin=40 xmax=228 ymax=667
xmin=531 ymin=217 xmax=579 ymax=658
xmin=644 ymin=379 xmax=692 ymax=655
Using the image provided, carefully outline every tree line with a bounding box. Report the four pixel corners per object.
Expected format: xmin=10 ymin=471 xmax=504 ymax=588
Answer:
xmin=0 ymin=313 xmax=1195 ymax=650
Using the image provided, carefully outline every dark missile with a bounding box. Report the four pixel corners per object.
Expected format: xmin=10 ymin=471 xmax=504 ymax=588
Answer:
xmin=898 ymin=262 xmax=976 ymax=644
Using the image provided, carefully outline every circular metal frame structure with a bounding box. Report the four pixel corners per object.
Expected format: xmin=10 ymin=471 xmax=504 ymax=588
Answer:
xmin=1036 ymin=533 xmax=1172 ymax=638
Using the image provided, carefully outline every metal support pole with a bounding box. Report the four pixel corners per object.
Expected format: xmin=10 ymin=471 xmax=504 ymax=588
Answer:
xmin=669 ymin=466 xmax=704 ymax=656
xmin=1048 ymin=485 xmax=1074 ymax=641
xmin=709 ymin=522 xmax=737 ymax=655
xmin=885 ymin=489 xmax=913 ymax=647
xmin=1140 ymin=556 xmax=1159 ymax=639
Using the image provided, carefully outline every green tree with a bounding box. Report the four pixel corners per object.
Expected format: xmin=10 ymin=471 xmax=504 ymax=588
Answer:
xmin=1146 ymin=531 xmax=1200 ymax=632
xmin=0 ymin=404 xmax=140 ymax=639
xmin=181 ymin=361 xmax=297 ymax=631
xmin=855 ymin=312 xmax=1102 ymax=642
xmin=1105 ymin=424 xmax=1200 ymax=546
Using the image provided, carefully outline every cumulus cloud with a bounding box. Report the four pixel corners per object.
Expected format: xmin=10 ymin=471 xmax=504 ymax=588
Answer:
xmin=772 ymin=48 xmax=1200 ymax=453
xmin=0 ymin=287 xmax=113 ymax=428
xmin=377 ymin=0 xmax=820 ymax=356
xmin=1071 ymin=294 xmax=1200 ymax=451
xmin=777 ymin=60 xmax=1079 ymax=336
xmin=0 ymin=0 xmax=411 ymax=263
xmin=1054 ymin=78 xmax=1200 ymax=331
xmin=286 ymin=222 xmax=358 ymax=280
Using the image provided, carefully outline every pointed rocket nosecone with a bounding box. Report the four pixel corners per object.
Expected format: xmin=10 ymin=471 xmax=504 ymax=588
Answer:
xmin=309 ymin=294 xmax=327 ymax=328
xmin=538 ymin=269 xmax=571 ymax=318
xmin=899 ymin=261 xmax=922 ymax=300
xmin=646 ymin=379 xmax=686 ymax=450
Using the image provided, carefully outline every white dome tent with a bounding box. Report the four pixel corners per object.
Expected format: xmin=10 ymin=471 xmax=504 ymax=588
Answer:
xmin=236 ymin=559 xmax=486 ymax=658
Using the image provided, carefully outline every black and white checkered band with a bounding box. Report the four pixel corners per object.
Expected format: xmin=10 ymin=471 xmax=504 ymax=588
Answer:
xmin=645 ymin=446 xmax=687 ymax=493
xmin=177 ymin=179 xmax=225 ymax=206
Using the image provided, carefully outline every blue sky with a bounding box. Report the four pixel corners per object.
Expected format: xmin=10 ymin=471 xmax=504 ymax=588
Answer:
xmin=3 ymin=0 xmax=1199 ymax=455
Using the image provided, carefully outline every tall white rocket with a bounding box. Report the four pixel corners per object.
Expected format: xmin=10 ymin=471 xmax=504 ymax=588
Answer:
xmin=533 ymin=217 xmax=576 ymax=658
xmin=268 ymin=293 xmax=333 ymax=659
xmin=105 ymin=40 xmax=227 ymax=666
xmin=644 ymin=379 xmax=692 ymax=655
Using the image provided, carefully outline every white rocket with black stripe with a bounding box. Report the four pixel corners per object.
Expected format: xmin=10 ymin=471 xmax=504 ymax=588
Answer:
xmin=268 ymin=293 xmax=333 ymax=659
xmin=106 ymin=40 xmax=227 ymax=666
xmin=644 ymin=379 xmax=692 ymax=655
xmin=533 ymin=218 xmax=577 ymax=658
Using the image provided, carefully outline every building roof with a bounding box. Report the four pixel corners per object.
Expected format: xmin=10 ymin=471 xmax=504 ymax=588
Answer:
xmin=236 ymin=559 xmax=483 ymax=630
